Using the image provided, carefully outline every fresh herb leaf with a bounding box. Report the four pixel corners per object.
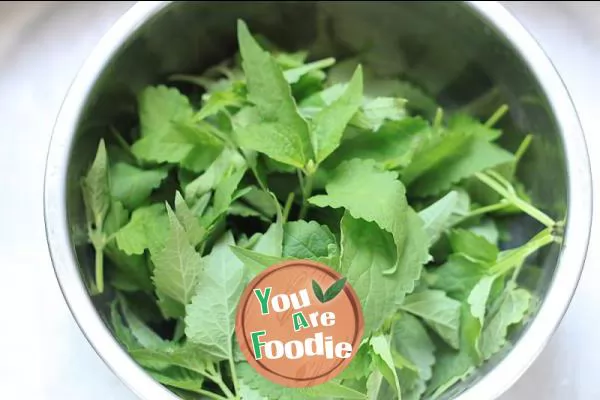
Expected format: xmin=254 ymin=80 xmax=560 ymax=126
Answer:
xmin=236 ymin=20 xmax=313 ymax=168
xmin=400 ymin=290 xmax=461 ymax=349
xmin=310 ymin=158 xmax=409 ymax=275
xmin=115 ymin=204 xmax=169 ymax=256
xmin=310 ymin=66 xmax=363 ymax=163
xmin=151 ymin=205 xmax=204 ymax=305
xmin=110 ymin=163 xmax=169 ymax=209
xmin=282 ymin=220 xmax=336 ymax=260
xmin=185 ymin=232 xmax=245 ymax=360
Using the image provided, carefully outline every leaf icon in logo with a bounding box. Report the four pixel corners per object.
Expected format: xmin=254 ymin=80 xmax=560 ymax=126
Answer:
xmin=312 ymin=280 xmax=325 ymax=303
xmin=313 ymin=277 xmax=347 ymax=303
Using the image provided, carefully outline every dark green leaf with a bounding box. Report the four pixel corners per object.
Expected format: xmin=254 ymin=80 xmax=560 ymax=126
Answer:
xmin=312 ymin=279 xmax=325 ymax=302
xmin=323 ymin=277 xmax=347 ymax=302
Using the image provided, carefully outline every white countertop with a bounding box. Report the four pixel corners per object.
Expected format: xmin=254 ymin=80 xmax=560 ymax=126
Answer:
xmin=0 ymin=2 xmax=597 ymax=399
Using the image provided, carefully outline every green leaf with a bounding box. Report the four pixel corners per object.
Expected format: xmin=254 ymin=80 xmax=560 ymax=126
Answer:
xmin=310 ymin=159 xmax=409 ymax=274
xmin=481 ymin=287 xmax=532 ymax=360
xmin=283 ymin=57 xmax=336 ymax=84
xmin=203 ymin=166 xmax=248 ymax=225
xmin=120 ymin=298 xmax=169 ymax=350
xmin=323 ymin=277 xmax=347 ymax=302
xmin=468 ymin=218 xmax=499 ymax=246
xmin=466 ymin=275 xmax=496 ymax=360
xmin=400 ymin=290 xmax=461 ymax=349
xmin=105 ymin=244 xmax=153 ymax=293
xmin=426 ymin=305 xmax=479 ymax=399
xmin=253 ymin=217 xmax=283 ymax=257
xmin=325 ymin=117 xmax=428 ymax=170
xmin=418 ymin=190 xmax=461 ymax=246
xmin=392 ymin=312 xmax=436 ymax=382
xmin=370 ymin=335 xmax=401 ymax=397
xmin=351 ymin=96 xmax=407 ymax=132
xmin=230 ymin=246 xmax=284 ymax=276
xmin=184 ymin=148 xmax=245 ymax=202
xmin=237 ymin=362 xmax=366 ymax=399
xmin=236 ymin=20 xmax=312 ymax=168
xmin=131 ymin=85 xmax=195 ymax=163
xmin=110 ymin=163 xmax=169 ymax=209
xmin=104 ymin=200 xmax=129 ymax=237
xmin=148 ymin=367 xmax=204 ymax=393
xmin=339 ymin=212 xmax=428 ymax=335
xmin=338 ymin=342 xmax=373 ymax=380
xmin=174 ymin=191 xmax=205 ymax=247
xmin=283 ymin=220 xmax=336 ymax=260
xmin=310 ymin=66 xmax=363 ymax=163
xmin=430 ymin=254 xmax=489 ymax=300
xmin=115 ymin=204 xmax=169 ymax=255
xmin=185 ymin=232 xmax=245 ymax=360
xmin=408 ymin=137 xmax=514 ymax=197
xmin=129 ymin=342 xmax=211 ymax=375
xmin=312 ymin=280 xmax=325 ymax=302
xmin=448 ymin=113 xmax=502 ymax=141
xmin=151 ymin=205 xmax=204 ymax=305
xmin=82 ymin=139 xmax=110 ymax=227
xmin=449 ymin=229 xmax=498 ymax=263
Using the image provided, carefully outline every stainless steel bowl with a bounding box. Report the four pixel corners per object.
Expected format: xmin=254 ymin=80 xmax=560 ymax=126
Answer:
xmin=44 ymin=1 xmax=593 ymax=399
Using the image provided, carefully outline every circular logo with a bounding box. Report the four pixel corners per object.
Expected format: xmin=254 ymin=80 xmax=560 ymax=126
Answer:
xmin=235 ymin=260 xmax=364 ymax=388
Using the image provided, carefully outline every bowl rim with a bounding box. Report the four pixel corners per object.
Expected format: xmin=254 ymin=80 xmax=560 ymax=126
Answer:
xmin=43 ymin=1 xmax=593 ymax=400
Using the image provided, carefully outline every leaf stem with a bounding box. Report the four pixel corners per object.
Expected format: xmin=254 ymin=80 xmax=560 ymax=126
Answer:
xmin=298 ymin=171 xmax=314 ymax=220
xmin=228 ymin=356 xmax=240 ymax=398
xmin=433 ymin=107 xmax=444 ymax=128
xmin=458 ymin=200 xmax=511 ymax=223
xmin=490 ymin=228 xmax=555 ymax=276
xmin=94 ymin=244 xmax=105 ymax=293
xmin=195 ymin=388 xmax=229 ymax=400
xmin=484 ymin=104 xmax=509 ymax=128
xmin=475 ymin=172 xmax=555 ymax=227
xmin=282 ymin=192 xmax=295 ymax=223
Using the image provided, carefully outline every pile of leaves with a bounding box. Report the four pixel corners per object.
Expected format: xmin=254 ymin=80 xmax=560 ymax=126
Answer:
xmin=80 ymin=20 xmax=562 ymax=400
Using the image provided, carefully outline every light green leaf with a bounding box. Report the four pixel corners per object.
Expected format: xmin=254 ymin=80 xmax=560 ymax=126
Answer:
xmin=151 ymin=205 xmax=204 ymax=305
xmin=82 ymin=139 xmax=110 ymax=227
xmin=237 ymin=362 xmax=366 ymax=400
xmin=392 ymin=312 xmax=436 ymax=382
xmin=236 ymin=20 xmax=312 ymax=168
xmin=197 ymin=90 xmax=244 ymax=120
xmin=283 ymin=220 xmax=336 ymax=260
xmin=185 ymin=232 xmax=245 ymax=360
xmin=110 ymin=163 xmax=168 ymax=209
xmin=254 ymin=217 xmax=283 ymax=257
xmin=310 ymin=158 xmax=409 ymax=275
xmin=283 ymin=57 xmax=336 ymax=84
xmin=120 ymin=298 xmax=169 ymax=350
xmin=409 ymin=137 xmax=514 ymax=197
xmin=426 ymin=305 xmax=479 ymax=399
xmin=370 ymin=335 xmax=401 ymax=397
xmin=129 ymin=342 xmax=211 ymax=375
xmin=325 ymin=117 xmax=429 ymax=170
xmin=311 ymin=66 xmax=363 ymax=163
xmin=105 ymin=244 xmax=153 ymax=292
xmin=184 ymin=148 xmax=245 ymax=202
xmin=174 ymin=191 xmax=205 ymax=247
xmin=481 ymin=287 xmax=532 ymax=360
xmin=203 ymin=166 xmax=248 ymax=226
xmin=468 ymin=218 xmax=500 ymax=246
xmin=400 ymin=290 xmax=461 ymax=349
xmin=429 ymin=254 xmax=489 ymax=300
xmin=230 ymin=246 xmax=284 ymax=276
xmin=449 ymin=229 xmax=498 ymax=263
xmin=148 ymin=367 xmax=204 ymax=393
xmin=352 ymin=96 xmax=407 ymax=132
xmin=156 ymin=291 xmax=185 ymax=320
xmin=418 ymin=190 xmax=460 ymax=245
xmin=467 ymin=275 xmax=496 ymax=359
xmin=104 ymin=200 xmax=129 ymax=237
xmin=131 ymin=85 xmax=195 ymax=163
xmin=115 ymin=204 xmax=169 ymax=255
xmin=448 ymin=113 xmax=502 ymax=141
xmin=339 ymin=212 xmax=428 ymax=335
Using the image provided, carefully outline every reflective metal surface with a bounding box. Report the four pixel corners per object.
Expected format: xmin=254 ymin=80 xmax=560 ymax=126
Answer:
xmin=0 ymin=1 xmax=595 ymax=399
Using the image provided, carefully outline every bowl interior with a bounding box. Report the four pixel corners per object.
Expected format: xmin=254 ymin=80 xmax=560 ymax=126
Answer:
xmin=65 ymin=2 xmax=568 ymax=398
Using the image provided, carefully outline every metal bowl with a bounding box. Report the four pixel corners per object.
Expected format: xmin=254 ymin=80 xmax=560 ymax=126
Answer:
xmin=44 ymin=1 xmax=592 ymax=399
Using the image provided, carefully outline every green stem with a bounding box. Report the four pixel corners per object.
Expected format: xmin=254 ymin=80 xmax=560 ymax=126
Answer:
xmin=484 ymin=104 xmax=509 ymax=128
xmin=490 ymin=228 xmax=555 ymax=276
xmin=298 ymin=171 xmax=314 ymax=220
xmin=194 ymin=388 xmax=229 ymax=400
xmin=433 ymin=107 xmax=444 ymax=128
xmin=458 ymin=200 xmax=511 ymax=223
xmin=282 ymin=192 xmax=295 ymax=223
xmin=228 ymin=356 xmax=240 ymax=399
xmin=475 ymin=172 xmax=555 ymax=227
xmin=514 ymin=134 xmax=533 ymax=164
xmin=95 ymin=245 xmax=104 ymax=293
